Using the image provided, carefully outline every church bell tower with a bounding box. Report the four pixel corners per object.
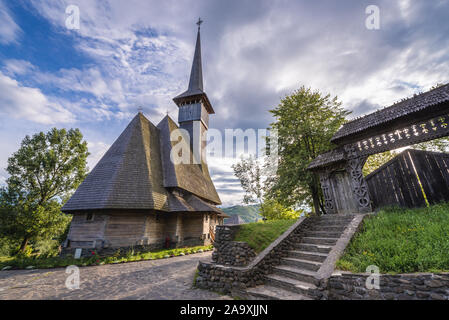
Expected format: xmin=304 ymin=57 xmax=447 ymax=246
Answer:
xmin=173 ymin=18 xmax=215 ymax=164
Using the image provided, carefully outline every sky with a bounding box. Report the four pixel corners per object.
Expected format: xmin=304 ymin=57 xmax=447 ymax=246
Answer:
xmin=0 ymin=0 xmax=449 ymax=207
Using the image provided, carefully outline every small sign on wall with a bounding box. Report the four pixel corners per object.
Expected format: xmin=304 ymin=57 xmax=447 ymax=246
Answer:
xmin=74 ymin=248 xmax=82 ymax=259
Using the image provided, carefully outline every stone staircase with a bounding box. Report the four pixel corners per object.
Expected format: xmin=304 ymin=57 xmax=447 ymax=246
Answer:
xmin=245 ymin=214 xmax=357 ymax=300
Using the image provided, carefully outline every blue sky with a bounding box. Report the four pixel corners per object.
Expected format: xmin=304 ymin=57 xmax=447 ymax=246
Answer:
xmin=1 ymin=0 xmax=449 ymax=206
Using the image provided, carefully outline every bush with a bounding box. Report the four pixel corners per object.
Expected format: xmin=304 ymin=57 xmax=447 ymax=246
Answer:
xmin=0 ymin=245 xmax=214 ymax=270
xmin=259 ymin=199 xmax=301 ymax=220
xmin=0 ymin=238 xmax=18 ymax=257
xmin=337 ymin=203 xmax=449 ymax=273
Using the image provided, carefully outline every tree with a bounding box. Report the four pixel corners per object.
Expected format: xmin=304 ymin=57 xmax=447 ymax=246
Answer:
xmin=413 ymin=137 xmax=449 ymax=153
xmin=363 ymin=150 xmax=397 ymax=176
xmin=0 ymin=128 xmax=89 ymax=253
xmin=259 ymin=199 xmax=301 ymax=220
xmin=267 ymin=86 xmax=350 ymax=214
xmin=232 ymin=155 xmax=264 ymax=206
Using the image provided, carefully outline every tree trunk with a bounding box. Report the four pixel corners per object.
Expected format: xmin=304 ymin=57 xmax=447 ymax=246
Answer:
xmin=19 ymin=236 xmax=29 ymax=253
xmin=312 ymin=190 xmax=322 ymax=216
xmin=319 ymin=200 xmax=326 ymax=215
xmin=310 ymin=175 xmax=323 ymax=216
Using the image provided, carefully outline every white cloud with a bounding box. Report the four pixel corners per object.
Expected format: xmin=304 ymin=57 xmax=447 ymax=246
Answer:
xmin=0 ymin=1 xmax=21 ymax=44
xmin=208 ymin=155 xmax=246 ymax=207
xmin=3 ymin=59 xmax=36 ymax=76
xmin=0 ymin=169 xmax=6 ymax=186
xmin=86 ymin=140 xmax=110 ymax=171
xmin=11 ymin=0 xmax=449 ymax=206
xmin=0 ymin=71 xmax=75 ymax=124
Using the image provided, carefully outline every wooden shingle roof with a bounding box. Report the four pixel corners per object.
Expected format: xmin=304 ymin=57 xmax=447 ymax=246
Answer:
xmin=331 ymin=83 xmax=449 ymax=144
xmin=62 ymin=113 xmax=221 ymax=213
xmin=307 ymin=147 xmax=345 ymax=170
xmin=157 ymin=115 xmax=221 ymax=205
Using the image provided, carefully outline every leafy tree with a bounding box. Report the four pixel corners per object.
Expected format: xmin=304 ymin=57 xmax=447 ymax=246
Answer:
xmin=0 ymin=128 xmax=89 ymax=253
xmin=267 ymin=86 xmax=350 ymax=214
xmin=363 ymin=150 xmax=397 ymax=176
xmin=259 ymin=199 xmax=301 ymax=220
xmin=413 ymin=137 xmax=449 ymax=153
xmin=232 ymin=155 xmax=264 ymax=206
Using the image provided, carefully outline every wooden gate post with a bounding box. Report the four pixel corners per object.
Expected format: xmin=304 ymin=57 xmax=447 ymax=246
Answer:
xmin=319 ymin=170 xmax=336 ymax=214
xmin=344 ymin=144 xmax=372 ymax=213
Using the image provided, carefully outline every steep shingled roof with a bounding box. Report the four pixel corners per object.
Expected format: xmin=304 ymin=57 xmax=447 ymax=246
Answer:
xmin=62 ymin=113 xmax=221 ymax=212
xmin=331 ymin=83 xmax=449 ymax=144
xmin=157 ymin=115 xmax=221 ymax=205
xmin=62 ymin=113 xmax=170 ymax=212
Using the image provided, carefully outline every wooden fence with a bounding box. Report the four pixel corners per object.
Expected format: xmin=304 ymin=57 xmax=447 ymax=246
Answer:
xmin=365 ymin=149 xmax=449 ymax=209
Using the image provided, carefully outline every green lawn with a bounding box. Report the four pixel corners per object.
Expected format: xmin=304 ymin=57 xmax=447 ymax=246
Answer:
xmin=0 ymin=245 xmax=213 ymax=270
xmin=337 ymin=203 xmax=449 ymax=274
xmin=234 ymin=219 xmax=296 ymax=253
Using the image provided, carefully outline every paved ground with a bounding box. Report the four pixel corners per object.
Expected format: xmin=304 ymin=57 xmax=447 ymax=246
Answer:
xmin=0 ymin=252 xmax=230 ymax=300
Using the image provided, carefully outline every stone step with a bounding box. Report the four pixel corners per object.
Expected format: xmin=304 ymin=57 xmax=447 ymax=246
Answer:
xmin=246 ymin=285 xmax=312 ymax=300
xmin=304 ymin=231 xmax=342 ymax=238
xmin=272 ymin=265 xmax=319 ymax=285
xmin=288 ymin=250 xmax=328 ymax=262
xmin=314 ymin=220 xmax=352 ymax=227
xmin=310 ymin=225 xmax=346 ymax=232
xmin=264 ymin=274 xmax=317 ymax=297
xmin=301 ymin=237 xmax=339 ymax=245
xmin=280 ymin=257 xmax=321 ymax=271
xmin=295 ymin=243 xmax=332 ymax=254
xmin=319 ymin=214 xmax=356 ymax=220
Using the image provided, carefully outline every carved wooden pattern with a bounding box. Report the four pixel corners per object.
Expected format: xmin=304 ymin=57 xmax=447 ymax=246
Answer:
xmin=344 ymin=144 xmax=372 ymax=212
xmin=319 ymin=171 xmax=335 ymax=214
xmin=355 ymin=113 xmax=449 ymax=157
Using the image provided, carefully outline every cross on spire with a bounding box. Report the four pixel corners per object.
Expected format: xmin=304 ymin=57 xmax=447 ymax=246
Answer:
xmin=197 ymin=17 xmax=203 ymax=29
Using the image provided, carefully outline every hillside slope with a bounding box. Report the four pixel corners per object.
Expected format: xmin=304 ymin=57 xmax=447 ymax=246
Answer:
xmin=222 ymin=205 xmax=261 ymax=223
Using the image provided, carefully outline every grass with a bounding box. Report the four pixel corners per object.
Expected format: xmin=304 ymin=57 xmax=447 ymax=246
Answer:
xmin=234 ymin=219 xmax=296 ymax=253
xmin=0 ymin=245 xmax=213 ymax=270
xmin=336 ymin=203 xmax=449 ymax=274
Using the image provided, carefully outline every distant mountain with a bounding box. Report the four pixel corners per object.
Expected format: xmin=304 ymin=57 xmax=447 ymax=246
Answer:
xmin=222 ymin=204 xmax=262 ymax=223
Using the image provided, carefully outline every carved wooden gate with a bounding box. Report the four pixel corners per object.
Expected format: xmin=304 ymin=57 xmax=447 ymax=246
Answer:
xmin=308 ymin=83 xmax=449 ymax=214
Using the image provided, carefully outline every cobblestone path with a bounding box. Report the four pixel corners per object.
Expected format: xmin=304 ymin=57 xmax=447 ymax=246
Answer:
xmin=0 ymin=252 xmax=230 ymax=300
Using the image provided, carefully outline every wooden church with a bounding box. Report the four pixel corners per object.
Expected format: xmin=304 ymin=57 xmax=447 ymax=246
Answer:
xmin=62 ymin=21 xmax=227 ymax=252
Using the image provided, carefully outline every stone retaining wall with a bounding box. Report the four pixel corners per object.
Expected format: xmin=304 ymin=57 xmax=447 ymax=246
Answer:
xmin=211 ymin=225 xmax=256 ymax=266
xmin=195 ymin=217 xmax=320 ymax=296
xmin=328 ymin=272 xmax=449 ymax=300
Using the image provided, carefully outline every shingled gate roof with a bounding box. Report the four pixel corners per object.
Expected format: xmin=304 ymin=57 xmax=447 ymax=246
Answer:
xmin=307 ymin=147 xmax=346 ymax=170
xmin=331 ymin=83 xmax=449 ymax=144
xmin=62 ymin=113 xmax=221 ymax=213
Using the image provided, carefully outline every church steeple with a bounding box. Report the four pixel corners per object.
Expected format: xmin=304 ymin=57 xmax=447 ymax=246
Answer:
xmin=187 ymin=18 xmax=203 ymax=92
xmin=173 ymin=18 xmax=214 ymax=115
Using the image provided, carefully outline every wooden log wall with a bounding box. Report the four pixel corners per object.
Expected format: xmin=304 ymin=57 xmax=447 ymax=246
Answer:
xmin=365 ymin=149 xmax=449 ymax=209
xmin=66 ymin=211 xmax=223 ymax=249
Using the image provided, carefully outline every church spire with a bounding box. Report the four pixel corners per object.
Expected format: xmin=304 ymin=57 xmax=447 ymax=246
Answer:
xmin=173 ymin=18 xmax=214 ymax=114
xmin=187 ymin=18 xmax=203 ymax=92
